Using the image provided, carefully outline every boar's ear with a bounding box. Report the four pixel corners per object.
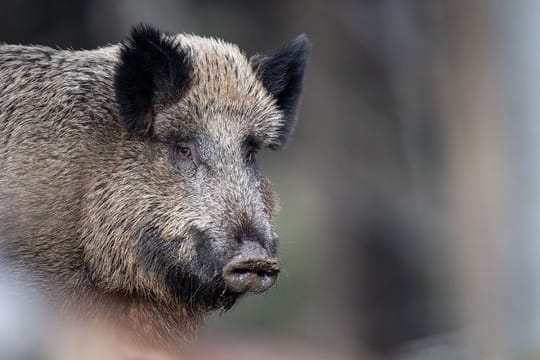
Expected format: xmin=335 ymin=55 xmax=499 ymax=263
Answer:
xmin=114 ymin=24 xmax=192 ymax=135
xmin=251 ymin=34 xmax=311 ymax=149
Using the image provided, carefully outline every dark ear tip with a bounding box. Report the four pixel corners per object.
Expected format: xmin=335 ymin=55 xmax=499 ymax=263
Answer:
xmin=292 ymin=33 xmax=311 ymax=48
xmin=130 ymin=23 xmax=155 ymax=34
xmin=289 ymin=34 xmax=312 ymax=57
xmin=115 ymin=23 xmax=191 ymax=135
xmin=126 ymin=23 xmax=164 ymax=45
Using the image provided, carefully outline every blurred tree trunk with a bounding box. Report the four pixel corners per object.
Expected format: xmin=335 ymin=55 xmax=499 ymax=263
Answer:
xmin=318 ymin=0 xmax=458 ymax=355
xmin=439 ymin=0 xmax=511 ymax=357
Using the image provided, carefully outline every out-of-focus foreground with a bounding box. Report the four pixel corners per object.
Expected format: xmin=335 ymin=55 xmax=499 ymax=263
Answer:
xmin=0 ymin=0 xmax=537 ymax=359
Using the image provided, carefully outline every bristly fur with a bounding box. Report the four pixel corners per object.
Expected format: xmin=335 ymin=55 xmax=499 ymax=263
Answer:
xmin=251 ymin=34 xmax=311 ymax=149
xmin=114 ymin=24 xmax=192 ymax=134
xmin=0 ymin=24 xmax=310 ymax=347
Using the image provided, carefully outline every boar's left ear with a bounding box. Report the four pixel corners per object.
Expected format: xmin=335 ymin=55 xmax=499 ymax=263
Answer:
xmin=251 ymin=34 xmax=311 ymax=149
xmin=114 ymin=24 xmax=192 ymax=135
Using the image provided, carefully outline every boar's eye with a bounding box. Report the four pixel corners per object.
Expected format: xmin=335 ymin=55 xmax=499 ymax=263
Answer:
xmin=172 ymin=142 xmax=197 ymax=174
xmin=177 ymin=145 xmax=193 ymax=160
xmin=246 ymin=148 xmax=257 ymax=164
xmin=244 ymin=135 xmax=260 ymax=164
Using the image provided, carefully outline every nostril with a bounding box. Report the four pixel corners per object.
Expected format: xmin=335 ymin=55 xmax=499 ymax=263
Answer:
xmin=257 ymin=270 xmax=269 ymax=277
xmin=231 ymin=268 xmax=249 ymax=276
xmin=229 ymin=264 xmax=279 ymax=276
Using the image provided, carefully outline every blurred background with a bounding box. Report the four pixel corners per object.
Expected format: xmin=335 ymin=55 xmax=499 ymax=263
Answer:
xmin=1 ymin=0 xmax=538 ymax=359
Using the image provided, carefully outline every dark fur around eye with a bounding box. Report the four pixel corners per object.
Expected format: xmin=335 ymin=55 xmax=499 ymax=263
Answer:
xmin=245 ymin=134 xmax=262 ymax=150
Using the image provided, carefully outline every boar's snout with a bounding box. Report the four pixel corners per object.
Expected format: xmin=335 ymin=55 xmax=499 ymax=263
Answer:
xmin=223 ymin=241 xmax=279 ymax=294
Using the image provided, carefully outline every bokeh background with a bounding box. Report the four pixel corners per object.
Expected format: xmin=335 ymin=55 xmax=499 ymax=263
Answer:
xmin=1 ymin=0 xmax=538 ymax=359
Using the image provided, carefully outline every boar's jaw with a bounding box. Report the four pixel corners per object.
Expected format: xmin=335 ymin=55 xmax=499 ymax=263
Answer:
xmin=136 ymin=225 xmax=246 ymax=311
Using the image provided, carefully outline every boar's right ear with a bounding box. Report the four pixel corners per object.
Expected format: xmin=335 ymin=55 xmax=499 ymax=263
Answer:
xmin=114 ymin=24 xmax=192 ymax=135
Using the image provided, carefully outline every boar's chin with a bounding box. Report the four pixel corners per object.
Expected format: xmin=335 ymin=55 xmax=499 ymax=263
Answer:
xmin=163 ymin=267 xmax=241 ymax=311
